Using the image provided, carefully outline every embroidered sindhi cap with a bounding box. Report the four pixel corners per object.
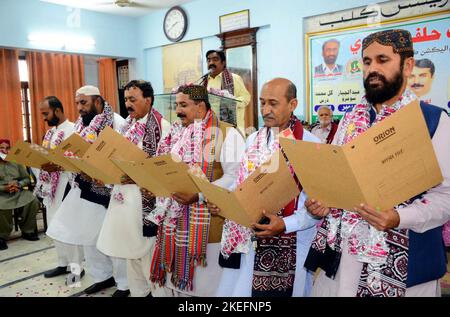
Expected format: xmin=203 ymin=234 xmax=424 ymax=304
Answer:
xmin=362 ymin=29 xmax=413 ymax=54
xmin=176 ymin=84 xmax=209 ymax=101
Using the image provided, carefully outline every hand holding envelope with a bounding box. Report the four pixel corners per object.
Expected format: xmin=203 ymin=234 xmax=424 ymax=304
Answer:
xmin=191 ymin=150 xmax=300 ymax=228
xmin=287 ymin=101 xmax=443 ymax=230
xmin=41 ymin=162 xmax=63 ymax=173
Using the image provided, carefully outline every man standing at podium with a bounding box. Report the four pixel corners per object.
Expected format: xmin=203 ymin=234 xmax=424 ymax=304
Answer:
xmin=203 ymin=49 xmax=251 ymax=133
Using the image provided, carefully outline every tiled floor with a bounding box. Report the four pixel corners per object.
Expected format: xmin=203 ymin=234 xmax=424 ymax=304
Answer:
xmin=0 ymin=220 xmax=117 ymax=297
xmin=1 ymin=219 xmax=449 ymax=297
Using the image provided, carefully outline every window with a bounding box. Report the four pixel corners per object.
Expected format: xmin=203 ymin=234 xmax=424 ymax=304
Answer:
xmin=18 ymin=58 xmax=32 ymax=142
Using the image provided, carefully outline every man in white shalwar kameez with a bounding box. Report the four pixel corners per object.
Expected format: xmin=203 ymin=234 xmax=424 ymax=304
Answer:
xmin=96 ymin=80 xmax=170 ymax=297
xmin=212 ymin=78 xmax=319 ymax=297
xmin=33 ymin=96 xmax=85 ymax=282
xmin=46 ymin=86 xmax=129 ymax=296
xmin=148 ymin=84 xmax=245 ymax=297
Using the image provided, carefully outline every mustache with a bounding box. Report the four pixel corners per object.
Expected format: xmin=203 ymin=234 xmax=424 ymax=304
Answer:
xmin=126 ymin=107 xmax=134 ymax=112
xmin=263 ymin=114 xmax=275 ymax=120
xmin=364 ymin=72 xmax=387 ymax=85
xmin=410 ymin=83 xmax=424 ymax=88
xmin=177 ymin=113 xmax=186 ymax=119
xmin=208 ymin=65 xmax=216 ymax=69
xmin=366 ymin=72 xmax=386 ymax=82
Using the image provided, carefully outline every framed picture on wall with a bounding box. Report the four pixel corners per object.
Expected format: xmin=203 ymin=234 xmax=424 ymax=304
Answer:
xmin=219 ymin=9 xmax=250 ymax=33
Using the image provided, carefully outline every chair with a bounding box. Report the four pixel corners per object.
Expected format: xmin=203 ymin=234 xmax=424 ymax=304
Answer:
xmin=12 ymin=199 xmax=47 ymax=233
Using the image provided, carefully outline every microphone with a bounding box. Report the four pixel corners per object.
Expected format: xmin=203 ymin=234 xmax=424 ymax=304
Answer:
xmin=195 ymin=69 xmax=212 ymax=85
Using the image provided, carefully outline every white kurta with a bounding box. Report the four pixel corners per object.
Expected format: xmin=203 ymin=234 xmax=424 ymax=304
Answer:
xmin=215 ymin=128 xmax=321 ymax=297
xmin=164 ymin=127 xmax=246 ymax=297
xmin=46 ymin=113 xmax=126 ymax=246
xmin=33 ymin=120 xmax=75 ymax=224
xmin=96 ymin=115 xmax=171 ymax=259
xmin=312 ymin=111 xmax=450 ymax=297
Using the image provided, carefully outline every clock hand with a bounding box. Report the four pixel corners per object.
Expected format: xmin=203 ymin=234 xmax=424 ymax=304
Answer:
xmin=168 ymin=21 xmax=179 ymax=32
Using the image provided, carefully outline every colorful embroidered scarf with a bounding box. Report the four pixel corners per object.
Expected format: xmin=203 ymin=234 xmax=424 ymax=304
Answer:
xmin=220 ymin=115 xmax=304 ymax=296
xmin=74 ymin=101 xmax=114 ymax=143
xmin=306 ymin=89 xmax=417 ymax=297
xmin=203 ymin=68 xmax=235 ymax=95
xmin=149 ymin=109 xmax=220 ymax=291
xmin=73 ymin=102 xmax=115 ymax=207
xmin=443 ymin=222 xmax=450 ymax=247
xmin=34 ymin=128 xmax=65 ymax=205
xmin=114 ymin=109 xmax=163 ymax=236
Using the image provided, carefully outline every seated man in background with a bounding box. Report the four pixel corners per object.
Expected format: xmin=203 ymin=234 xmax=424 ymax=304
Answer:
xmin=0 ymin=139 xmax=40 ymax=250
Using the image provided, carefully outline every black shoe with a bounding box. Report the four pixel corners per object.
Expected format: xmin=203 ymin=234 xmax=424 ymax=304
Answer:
xmin=83 ymin=276 xmax=116 ymax=294
xmin=21 ymin=232 xmax=39 ymax=241
xmin=65 ymin=269 xmax=85 ymax=286
xmin=145 ymin=292 xmax=153 ymax=298
xmin=44 ymin=266 xmax=68 ymax=278
xmin=112 ymin=289 xmax=130 ymax=297
xmin=0 ymin=239 xmax=7 ymax=250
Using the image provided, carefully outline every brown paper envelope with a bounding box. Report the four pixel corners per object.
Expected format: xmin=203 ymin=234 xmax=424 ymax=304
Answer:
xmin=280 ymin=139 xmax=365 ymax=210
xmin=81 ymin=126 xmax=148 ymax=184
xmin=281 ymin=100 xmax=443 ymax=210
xmin=110 ymin=158 xmax=170 ymax=197
xmin=45 ymin=151 xmax=79 ymax=173
xmin=344 ymin=100 xmax=442 ymax=210
xmin=190 ymin=150 xmax=300 ymax=228
xmin=5 ymin=141 xmax=50 ymax=168
xmin=189 ymin=176 xmax=250 ymax=226
xmin=140 ymin=154 xmax=200 ymax=196
xmin=111 ymin=154 xmax=200 ymax=197
xmin=48 ymin=133 xmax=91 ymax=172
xmin=65 ymin=156 xmax=117 ymax=184
xmin=234 ymin=150 xmax=300 ymax=223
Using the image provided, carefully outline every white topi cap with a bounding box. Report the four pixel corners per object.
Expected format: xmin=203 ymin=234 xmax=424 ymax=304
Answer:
xmin=76 ymin=85 xmax=100 ymax=96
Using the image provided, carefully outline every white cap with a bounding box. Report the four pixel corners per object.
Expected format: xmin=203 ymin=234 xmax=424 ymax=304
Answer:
xmin=76 ymin=85 xmax=100 ymax=96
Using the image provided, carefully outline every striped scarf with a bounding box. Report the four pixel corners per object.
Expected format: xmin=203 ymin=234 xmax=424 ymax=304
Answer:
xmin=150 ymin=109 xmax=220 ymax=291
xmin=73 ymin=102 xmax=115 ymax=207
xmin=116 ymin=109 xmax=163 ymax=236
xmin=219 ymin=115 xmax=304 ymax=297
xmin=34 ymin=128 xmax=65 ymax=205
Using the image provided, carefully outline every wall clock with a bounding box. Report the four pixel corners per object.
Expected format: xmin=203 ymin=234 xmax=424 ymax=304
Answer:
xmin=163 ymin=6 xmax=188 ymax=42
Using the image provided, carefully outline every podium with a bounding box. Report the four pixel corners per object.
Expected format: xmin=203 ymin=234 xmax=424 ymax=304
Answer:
xmin=153 ymin=93 xmax=240 ymax=126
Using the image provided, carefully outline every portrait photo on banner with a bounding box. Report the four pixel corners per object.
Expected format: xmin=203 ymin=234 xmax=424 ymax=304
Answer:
xmin=306 ymin=12 xmax=450 ymax=123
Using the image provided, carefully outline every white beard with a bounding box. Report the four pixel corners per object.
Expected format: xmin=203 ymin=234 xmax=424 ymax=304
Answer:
xmin=0 ymin=152 xmax=6 ymax=160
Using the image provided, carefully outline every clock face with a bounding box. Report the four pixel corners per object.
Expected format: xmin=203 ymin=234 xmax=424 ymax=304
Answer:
xmin=164 ymin=7 xmax=187 ymax=42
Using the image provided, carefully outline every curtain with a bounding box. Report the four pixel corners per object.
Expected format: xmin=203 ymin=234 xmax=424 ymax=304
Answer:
xmin=98 ymin=58 xmax=119 ymax=112
xmin=27 ymin=51 xmax=84 ymax=144
xmin=0 ymin=49 xmax=23 ymax=143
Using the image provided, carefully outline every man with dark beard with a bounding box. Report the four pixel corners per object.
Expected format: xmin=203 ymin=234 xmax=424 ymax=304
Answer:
xmin=32 ymin=96 xmax=85 ymax=282
xmin=304 ymin=29 xmax=450 ymax=297
xmin=46 ymin=86 xmax=130 ymax=296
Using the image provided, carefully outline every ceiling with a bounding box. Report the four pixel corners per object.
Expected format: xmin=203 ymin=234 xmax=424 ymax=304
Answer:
xmin=40 ymin=0 xmax=194 ymax=17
